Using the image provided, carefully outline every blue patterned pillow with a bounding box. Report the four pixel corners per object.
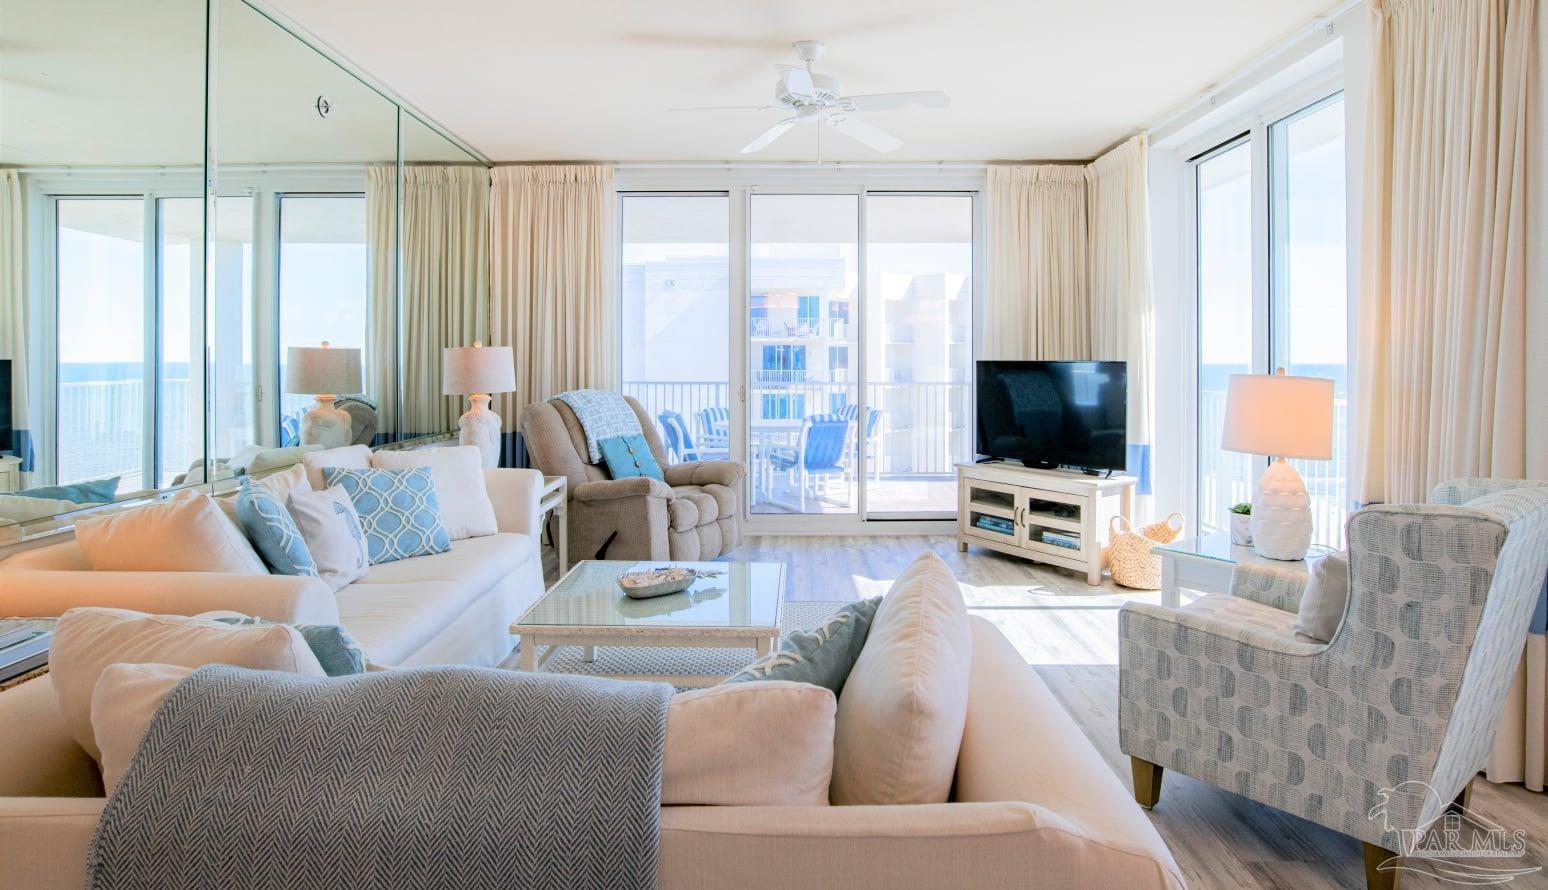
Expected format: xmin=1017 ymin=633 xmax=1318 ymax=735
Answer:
xmin=724 ymin=597 xmax=882 ymax=693
xmin=235 ymin=478 xmax=317 ymax=576
xmin=321 ymin=467 xmax=451 ymax=565
xmin=212 ymin=616 xmax=368 ymax=676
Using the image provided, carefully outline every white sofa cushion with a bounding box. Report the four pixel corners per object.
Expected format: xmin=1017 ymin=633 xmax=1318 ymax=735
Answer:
xmin=831 ymin=550 xmax=972 ymax=805
xmin=301 ymin=444 xmax=370 ymax=491
xmin=664 ymin=681 xmax=835 ymax=806
xmin=74 ymin=493 xmax=266 ymax=575
xmin=91 ymin=663 xmax=194 ymax=793
xmin=370 ymin=446 xmax=498 ymax=541
xmin=287 ymin=486 xmax=370 ymax=592
xmin=50 ymin=607 xmax=324 ymax=761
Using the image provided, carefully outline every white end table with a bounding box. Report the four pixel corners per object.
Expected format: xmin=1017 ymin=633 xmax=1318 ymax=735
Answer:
xmin=538 ymin=475 xmax=568 ymax=580
xmin=1157 ymin=532 xmax=1334 ymax=608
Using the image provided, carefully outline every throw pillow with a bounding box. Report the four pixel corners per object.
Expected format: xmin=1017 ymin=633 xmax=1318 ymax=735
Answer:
xmin=206 ymin=614 xmax=368 ymax=677
xmin=74 ymin=493 xmax=267 ymax=575
xmin=301 ymin=444 xmax=371 ymax=491
xmin=12 ymin=475 xmax=121 ymax=505
xmin=236 ymin=478 xmax=318 ymax=577
xmin=322 ymin=467 xmax=451 ymax=565
xmin=286 ymin=486 xmax=370 ymax=591
xmin=663 ymin=681 xmax=835 ymax=806
xmin=600 ymin=434 xmax=665 ymax=482
xmin=369 ymin=446 xmax=498 ymax=540
xmin=49 ymin=607 xmax=325 ymax=761
xmin=92 ymin=662 xmax=193 ymax=794
xmin=1293 ymin=549 xmax=1350 ymax=643
xmin=830 ymin=550 xmax=972 ymax=806
xmin=723 ymin=597 xmax=881 ymax=694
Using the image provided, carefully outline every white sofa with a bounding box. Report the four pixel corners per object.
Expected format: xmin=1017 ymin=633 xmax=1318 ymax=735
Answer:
xmin=0 ymin=468 xmax=546 ymax=669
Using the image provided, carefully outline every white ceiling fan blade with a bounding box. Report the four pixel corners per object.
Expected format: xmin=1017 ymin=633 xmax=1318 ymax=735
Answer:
xmin=828 ymin=115 xmax=901 ymax=153
xmin=741 ymin=118 xmax=799 ymax=154
xmin=775 ymin=64 xmax=816 ymax=98
xmin=844 ymin=90 xmax=950 ymax=111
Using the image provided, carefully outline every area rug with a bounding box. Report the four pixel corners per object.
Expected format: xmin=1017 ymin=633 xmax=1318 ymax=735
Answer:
xmin=518 ymin=600 xmax=847 ymax=687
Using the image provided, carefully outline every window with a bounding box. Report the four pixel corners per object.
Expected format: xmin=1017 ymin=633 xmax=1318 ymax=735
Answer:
xmin=277 ymin=195 xmax=368 ymax=444
xmin=797 ymin=295 xmax=820 ymax=335
xmin=828 ymin=300 xmax=850 ymax=339
xmin=1192 ymin=94 xmax=1349 ymax=548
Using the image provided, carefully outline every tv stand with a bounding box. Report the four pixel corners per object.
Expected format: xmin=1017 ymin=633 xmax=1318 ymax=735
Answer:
xmin=956 ymin=461 xmax=1135 ymax=585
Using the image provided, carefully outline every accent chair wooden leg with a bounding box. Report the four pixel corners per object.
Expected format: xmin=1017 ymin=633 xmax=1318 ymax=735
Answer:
xmin=1449 ymin=777 xmax=1475 ymax=814
xmin=1130 ymin=757 xmax=1163 ymax=809
xmin=1363 ymin=843 xmax=1400 ymax=890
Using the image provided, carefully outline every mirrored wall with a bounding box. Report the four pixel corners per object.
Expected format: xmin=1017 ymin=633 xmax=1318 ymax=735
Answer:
xmin=0 ymin=0 xmax=491 ymax=536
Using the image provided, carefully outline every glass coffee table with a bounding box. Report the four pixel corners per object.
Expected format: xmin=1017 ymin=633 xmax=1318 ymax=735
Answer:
xmin=510 ymin=560 xmax=785 ymax=687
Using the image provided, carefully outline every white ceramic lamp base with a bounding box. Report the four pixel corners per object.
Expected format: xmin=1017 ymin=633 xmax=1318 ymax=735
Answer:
xmin=458 ymin=393 xmax=502 ymax=468
xmin=300 ymin=395 xmax=352 ymax=449
xmin=1250 ymin=458 xmax=1313 ymax=560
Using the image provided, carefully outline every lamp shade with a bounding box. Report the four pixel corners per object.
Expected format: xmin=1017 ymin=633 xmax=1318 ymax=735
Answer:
xmin=1220 ymin=372 xmax=1334 ymax=460
xmin=283 ymin=344 xmax=362 ymax=395
xmin=443 ymin=343 xmax=516 ymax=395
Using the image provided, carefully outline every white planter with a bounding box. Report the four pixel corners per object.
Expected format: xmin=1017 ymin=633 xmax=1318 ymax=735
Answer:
xmin=1230 ymin=513 xmax=1253 ymax=546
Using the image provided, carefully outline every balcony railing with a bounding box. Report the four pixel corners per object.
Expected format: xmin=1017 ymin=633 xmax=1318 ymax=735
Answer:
xmin=55 ymin=378 xmax=194 ymax=490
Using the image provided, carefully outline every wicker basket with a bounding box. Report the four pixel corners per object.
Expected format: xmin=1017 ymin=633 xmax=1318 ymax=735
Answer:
xmin=1107 ymin=513 xmax=1185 ymax=590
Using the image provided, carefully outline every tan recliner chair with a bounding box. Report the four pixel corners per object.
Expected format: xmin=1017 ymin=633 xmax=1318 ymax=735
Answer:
xmin=520 ymin=395 xmax=745 ymax=562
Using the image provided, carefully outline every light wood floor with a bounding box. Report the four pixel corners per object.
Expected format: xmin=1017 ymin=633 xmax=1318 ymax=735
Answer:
xmin=565 ymin=534 xmax=1548 ymax=890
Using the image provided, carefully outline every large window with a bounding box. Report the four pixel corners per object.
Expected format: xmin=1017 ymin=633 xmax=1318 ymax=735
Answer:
xmin=1193 ymin=93 xmax=1348 ymax=548
xmin=277 ymin=194 xmax=368 ymax=443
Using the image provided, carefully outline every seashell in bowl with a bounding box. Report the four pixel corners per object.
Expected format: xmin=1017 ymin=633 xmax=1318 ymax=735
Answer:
xmin=616 ymin=567 xmax=697 ymax=599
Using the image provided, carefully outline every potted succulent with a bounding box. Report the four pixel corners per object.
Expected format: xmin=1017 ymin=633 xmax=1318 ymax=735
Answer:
xmin=1229 ymin=502 xmax=1253 ymax=546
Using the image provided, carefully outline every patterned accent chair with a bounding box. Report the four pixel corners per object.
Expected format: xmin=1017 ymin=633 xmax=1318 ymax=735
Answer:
xmin=521 ymin=395 xmax=745 ymax=562
xmin=1118 ymin=479 xmax=1548 ymax=890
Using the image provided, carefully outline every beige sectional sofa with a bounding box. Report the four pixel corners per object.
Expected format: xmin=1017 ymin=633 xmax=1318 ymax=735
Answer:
xmin=0 ymin=468 xmax=546 ymax=668
xmin=0 ymin=613 xmax=1185 ymax=889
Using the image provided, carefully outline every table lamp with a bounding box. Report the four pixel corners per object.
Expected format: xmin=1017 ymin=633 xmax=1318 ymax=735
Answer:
xmin=443 ymin=342 xmax=516 ymax=468
xmin=284 ymin=342 xmax=363 ymax=449
xmin=1220 ymin=369 xmax=1334 ymax=560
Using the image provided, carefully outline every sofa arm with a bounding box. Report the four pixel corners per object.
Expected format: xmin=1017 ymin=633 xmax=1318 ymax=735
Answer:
xmin=1120 ymin=601 xmax=1322 ymax=658
xmin=0 ymin=675 xmax=101 ymax=798
xmin=0 ymin=570 xmax=341 ymax=625
xmin=663 ymin=460 xmax=746 ymax=488
xmin=0 ymin=797 xmax=103 ymax=890
xmin=1227 ymin=562 xmax=1308 ymax=612
xmin=572 ymin=476 xmax=673 ymax=503
xmin=482 ymin=467 xmax=543 ymax=537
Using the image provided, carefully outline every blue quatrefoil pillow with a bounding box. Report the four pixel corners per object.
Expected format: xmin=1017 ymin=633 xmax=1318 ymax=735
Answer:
xmin=321 ymin=466 xmax=451 ymax=565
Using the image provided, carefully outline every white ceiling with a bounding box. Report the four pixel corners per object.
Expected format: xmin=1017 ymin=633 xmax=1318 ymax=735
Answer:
xmin=268 ymin=0 xmax=1339 ymax=163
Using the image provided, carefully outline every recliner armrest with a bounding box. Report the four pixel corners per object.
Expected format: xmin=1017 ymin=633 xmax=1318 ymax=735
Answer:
xmin=572 ymin=477 xmax=674 ymax=503
xmin=663 ymin=461 xmax=746 ymax=488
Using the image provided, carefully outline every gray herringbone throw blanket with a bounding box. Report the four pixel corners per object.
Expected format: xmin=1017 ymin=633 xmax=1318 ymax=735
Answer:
xmin=87 ymin=664 xmax=673 ymax=890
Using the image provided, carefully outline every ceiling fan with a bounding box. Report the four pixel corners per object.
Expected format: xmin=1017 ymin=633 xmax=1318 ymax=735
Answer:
xmin=673 ymin=40 xmax=949 ymax=155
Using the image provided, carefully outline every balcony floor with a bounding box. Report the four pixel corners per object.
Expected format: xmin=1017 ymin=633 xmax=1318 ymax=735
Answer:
xmin=749 ymin=471 xmax=957 ymax=515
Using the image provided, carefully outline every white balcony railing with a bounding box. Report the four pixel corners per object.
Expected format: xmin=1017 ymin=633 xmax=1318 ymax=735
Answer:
xmin=55 ymin=378 xmax=194 ymax=489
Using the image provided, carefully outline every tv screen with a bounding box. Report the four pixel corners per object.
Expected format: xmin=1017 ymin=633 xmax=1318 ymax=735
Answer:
xmin=0 ymin=359 xmax=11 ymax=453
xmin=975 ymin=360 xmax=1127 ymax=472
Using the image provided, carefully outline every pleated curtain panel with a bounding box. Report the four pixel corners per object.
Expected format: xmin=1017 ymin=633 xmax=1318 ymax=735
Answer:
xmin=364 ymin=165 xmax=398 ymax=437
xmin=984 ymin=135 xmax=1156 ymax=514
xmin=0 ymin=170 xmax=32 ymax=482
xmin=488 ymin=164 xmax=616 ymax=459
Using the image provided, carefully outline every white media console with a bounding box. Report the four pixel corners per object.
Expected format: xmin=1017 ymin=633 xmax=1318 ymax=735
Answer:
xmin=956 ymin=461 xmax=1136 ymax=585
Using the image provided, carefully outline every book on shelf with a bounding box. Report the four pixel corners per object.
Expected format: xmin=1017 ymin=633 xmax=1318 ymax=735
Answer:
xmin=1040 ymin=530 xmax=1080 ymax=550
xmin=974 ymin=516 xmax=1015 ymax=535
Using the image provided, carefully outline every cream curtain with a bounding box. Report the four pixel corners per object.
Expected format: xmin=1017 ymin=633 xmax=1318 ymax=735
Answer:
xmin=364 ymin=165 xmax=398 ymax=438
xmin=1354 ymin=0 xmax=1541 ymax=789
xmin=984 ymin=165 xmax=1090 ymax=360
xmin=400 ymin=165 xmax=491 ymax=438
xmin=488 ymin=164 xmax=615 ymax=447
xmin=1354 ymin=0 xmax=1537 ymax=505
xmin=1086 ymin=135 xmax=1155 ymax=514
xmin=0 ymin=170 xmax=31 ymax=482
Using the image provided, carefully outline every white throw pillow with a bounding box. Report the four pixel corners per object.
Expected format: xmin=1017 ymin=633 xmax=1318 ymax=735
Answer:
xmin=830 ymin=550 xmax=973 ymax=805
xmin=287 ymin=486 xmax=370 ymax=591
xmin=301 ymin=444 xmax=371 ymax=491
xmin=92 ymin=663 xmax=193 ymax=793
xmin=663 ymin=681 xmax=835 ymax=806
xmin=74 ymin=493 xmax=267 ymax=575
xmin=369 ymin=446 xmax=497 ymax=540
xmin=49 ymin=607 xmax=324 ymax=761
xmin=1293 ymin=549 xmax=1350 ymax=643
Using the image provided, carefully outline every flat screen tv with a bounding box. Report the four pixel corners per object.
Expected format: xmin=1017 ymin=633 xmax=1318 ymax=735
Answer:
xmin=0 ymin=359 xmax=11 ymax=453
xmin=975 ymin=360 xmax=1127 ymax=473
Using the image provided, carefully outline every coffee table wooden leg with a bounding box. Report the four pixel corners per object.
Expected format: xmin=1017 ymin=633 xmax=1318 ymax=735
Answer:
xmin=520 ymin=638 xmax=538 ymax=672
xmin=755 ymin=635 xmax=774 ymax=658
xmin=582 ymin=644 xmax=595 ymax=663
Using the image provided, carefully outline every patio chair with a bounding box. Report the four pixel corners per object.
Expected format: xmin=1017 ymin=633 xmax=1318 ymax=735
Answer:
xmin=767 ymin=414 xmax=851 ymax=512
xmin=836 ymin=403 xmax=882 ymax=482
xmin=658 ymin=410 xmax=727 ymax=464
xmin=697 ymin=406 xmax=730 ymax=450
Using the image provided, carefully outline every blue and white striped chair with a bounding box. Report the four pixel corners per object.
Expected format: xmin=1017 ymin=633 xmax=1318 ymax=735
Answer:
xmin=766 ymin=414 xmax=851 ymax=512
xmin=697 ymin=406 xmax=730 ymax=451
xmin=836 ymin=403 xmax=882 ymax=482
xmin=658 ymin=410 xmax=727 ymax=464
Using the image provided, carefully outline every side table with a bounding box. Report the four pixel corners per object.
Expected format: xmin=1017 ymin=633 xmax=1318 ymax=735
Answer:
xmin=538 ymin=475 xmax=568 ymax=581
xmin=1156 ymin=532 xmax=1333 ymax=608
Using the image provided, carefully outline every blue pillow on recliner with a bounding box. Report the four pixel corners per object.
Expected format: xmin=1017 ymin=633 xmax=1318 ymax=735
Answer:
xmin=600 ymin=434 xmax=664 ymax=482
